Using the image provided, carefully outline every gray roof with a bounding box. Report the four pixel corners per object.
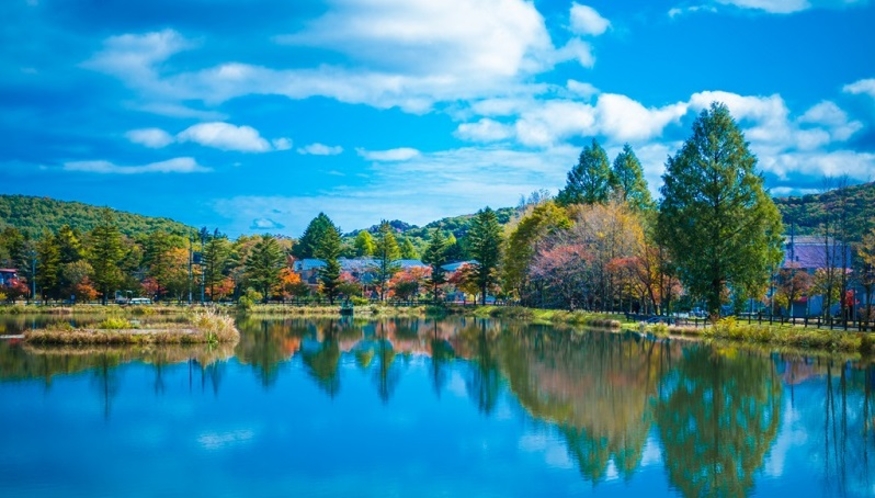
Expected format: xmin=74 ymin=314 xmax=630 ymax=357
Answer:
xmin=782 ymin=237 xmax=852 ymax=270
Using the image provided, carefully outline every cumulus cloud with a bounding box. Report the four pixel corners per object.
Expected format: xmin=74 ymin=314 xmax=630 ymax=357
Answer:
xmin=798 ymin=101 xmax=862 ymax=142
xmin=594 ymin=94 xmax=688 ymax=142
xmin=357 ymin=147 xmax=421 ymax=161
xmin=455 ymin=119 xmax=515 ymax=142
xmin=843 ymin=78 xmax=875 ymax=99
xmin=177 ymin=122 xmax=272 ymax=152
xmin=297 ymin=143 xmax=343 ymax=155
xmin=569 ymin=4 xmax=611 ymax=36
xmin=126 ymin=128 xmax=173 ymax=148
xmin=63 ymin=157 xmax=209 ymax=174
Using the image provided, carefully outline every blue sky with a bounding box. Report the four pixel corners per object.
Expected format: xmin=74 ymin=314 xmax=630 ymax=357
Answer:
xmin=2 ymin=0 xmax=874 ymax=236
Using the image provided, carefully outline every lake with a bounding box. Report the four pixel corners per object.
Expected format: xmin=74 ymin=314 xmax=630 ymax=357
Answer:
xmin=0 ymin=315 xmax=873 ymax=497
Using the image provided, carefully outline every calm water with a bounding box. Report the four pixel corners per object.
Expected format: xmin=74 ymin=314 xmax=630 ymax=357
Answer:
xmin=0 ymin=315 xmax=873 ymax=497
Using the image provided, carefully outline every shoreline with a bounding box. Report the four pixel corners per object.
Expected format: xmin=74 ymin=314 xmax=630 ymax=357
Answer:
xmin=5 ymin=303 xmax=872 ymax=358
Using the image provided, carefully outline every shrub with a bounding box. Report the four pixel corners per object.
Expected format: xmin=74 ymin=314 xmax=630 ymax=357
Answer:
xmin=97 ymin=317 xmax=132 ymax=329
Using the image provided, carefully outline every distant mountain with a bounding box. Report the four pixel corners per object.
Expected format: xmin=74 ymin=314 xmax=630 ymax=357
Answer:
xmin=774 ymin=181 xmax=875 ymax=244
xmin=0 ymin=195 xmax=195 ymax=238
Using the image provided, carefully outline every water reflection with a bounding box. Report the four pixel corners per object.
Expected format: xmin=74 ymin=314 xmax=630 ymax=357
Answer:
xmin=1 ymin=316 xmax=874 ymax=497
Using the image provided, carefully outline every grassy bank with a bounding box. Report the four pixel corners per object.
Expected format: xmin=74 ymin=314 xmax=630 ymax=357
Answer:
xmin=0 ymin=303 xmax=195 ymax=317
xmin=24 ymin=308 xmax=239 ymax=345
xmin=462 ymin=305 xmax=622 ymax=328
xmin=630 ymin=317 xmax=874 ymax=355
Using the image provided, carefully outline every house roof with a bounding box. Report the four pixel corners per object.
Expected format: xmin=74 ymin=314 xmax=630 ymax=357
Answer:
xmin=782 ymin=237 xmax=852 ymax=270
xmin=440 ymin=260 xmax=477 ymax=272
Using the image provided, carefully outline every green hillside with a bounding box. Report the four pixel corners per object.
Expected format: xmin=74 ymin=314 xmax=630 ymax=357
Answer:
xmin=0 ymin=195 xmax=195 ymax=238
xmin=774 ymin=181 xmax=875 ymax=243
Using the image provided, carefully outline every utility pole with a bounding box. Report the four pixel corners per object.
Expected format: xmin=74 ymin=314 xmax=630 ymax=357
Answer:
xmin=188 ymin=235 xmax=193 ymax=305
xmin=30 ymin=249 xmax=36 ymax=305
xmin=200 ymin=227 xmax=207 ymax=305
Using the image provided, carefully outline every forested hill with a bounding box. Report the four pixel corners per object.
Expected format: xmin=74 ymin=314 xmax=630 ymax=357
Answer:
xmin=0 ymin=195 xmax=194 ymax=238
xmin=774 ymin=181 xmax=875 ymax=243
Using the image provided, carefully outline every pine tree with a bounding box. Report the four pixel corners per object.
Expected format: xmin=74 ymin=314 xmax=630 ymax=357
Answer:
xmin=422 ymin=229 xmax=449 ymax=300
xmin=610 ymin=143 xmax=653 ymax=211
xmin=373 ymin=220 xmax=401 ymax=301
xmin=35 ymin=230 xmax=61 ymax=301
xmin=315 ymin=221 xmax=343 ymax=304
xmin=556 ymin=138 xmax=612 ymax=206
xmin=294 ymin=212 xmax=335 ymax=259
xmin=87 ymin=209 xmax=125 ymax=304
xmin=245 ymin=235 xmax=285 ymax=303
xmin=467 ymin=207 xmax=503 ymax=305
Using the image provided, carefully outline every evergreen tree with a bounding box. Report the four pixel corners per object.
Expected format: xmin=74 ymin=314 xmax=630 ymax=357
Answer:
xmin=55 ymin=224 xmax=83 ymax=264
xmin=373 ymin=220 xmax=401 ymax=301
xmin=610 ymin=143 xmax=653 ymax=211
xmin=556 ymin=139 xmax=612 ymax=206
xmin=444 ymin=233 xmax=466 ymax=262
xmin=315 ymin=222 xmax=343 ymax=304
xmin=422 ymin=229 xmax=449 ymax=300
xmin=467 ymin=207 xmax=503 ymax=305
xmin=400 ymin=236 xmax=418 ymax=259
xmin=245 ymin=235 xmax=285 ymax=303
xmin=203 ymin=231 xmax=233 ymax=301
xmin=657 ymin=103 xmax=784 ymax=318
xmin=353 ymin=230 xmax=376 ymax=257
xmin=294 ymin=212 xmax=335 ymax=259
xmin=35 ymin=230 xmax=61 ymax=301
xmin=87 ymin=208 xmax=125 ymax=304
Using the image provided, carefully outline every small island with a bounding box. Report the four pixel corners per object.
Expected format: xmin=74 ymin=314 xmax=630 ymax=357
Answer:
xmin=24 ymin=308 xmax=239 ymax=346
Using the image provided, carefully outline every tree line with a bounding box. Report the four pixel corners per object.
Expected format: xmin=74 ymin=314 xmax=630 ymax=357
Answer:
xmin=2 ymin=102 xmax=873 ymax=319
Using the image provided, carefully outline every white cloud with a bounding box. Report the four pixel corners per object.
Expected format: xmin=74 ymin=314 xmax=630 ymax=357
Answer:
xmin=84 ymin=0 xmax=606 ymax=115
xmin=455 ymin=119 xmax=514 ymax=142
xmin=126 ymin=128 xmax=173 ymax=148
xmin=566 ymin=80 xmax=599 ymax=98
xmin=63 ymin=157 xmax=209 ymax=174
xmin=277 ymin=0 xmax=553 ymax=78
xmin=297 ymin=143 xmax=344 ymax=156
xmin=843 ymin=78 xmax=875 ymax=99
xmin=569 ymin=4 xmax=611 ymax=36
xmin=177 ymin=122 xmax=272 ymax=152
xmin=798 ymin=101 xmax=862 ymax=142
xmin=271 ymin=138 xmax=293 ymax=151
xmin=554 ymin=38 xmax=596 ymax=68
xmin=595 ymin=93 xmax=688 ymax=142
xmin=82 ymin=30 xmax=191 ymax=96
xmin=715 ymin=0 xmax=812 ymax=13
xmin=357 ymin=147 xmax=421 ymax=161
xmin=515 ymin=100 xmax=597 ymax=147
xmin=668 ymin=5 xmax=718 ymax=17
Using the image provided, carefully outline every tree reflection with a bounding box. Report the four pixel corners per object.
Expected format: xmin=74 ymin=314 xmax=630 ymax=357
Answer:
xmin=429 ymin=320 xmax=455 ymax=398
xmin=301 ymin=322 xmax=341 ymax=398
xmin=465 ymin=320 xmax=502 ymax=415
xmin=496 ymin=325 xmax=669 ymax=483
xmin=655 ymin=346 xmax=782 ymax=498
xmin=374 ymin=322 xmax=401 ymax=404
xmin=234 ymin=317 xmax=298 ymax=388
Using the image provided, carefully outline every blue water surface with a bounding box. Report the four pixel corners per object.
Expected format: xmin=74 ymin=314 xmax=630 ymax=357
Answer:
xmin=1 ymin=317 xmax=873 ymax=497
